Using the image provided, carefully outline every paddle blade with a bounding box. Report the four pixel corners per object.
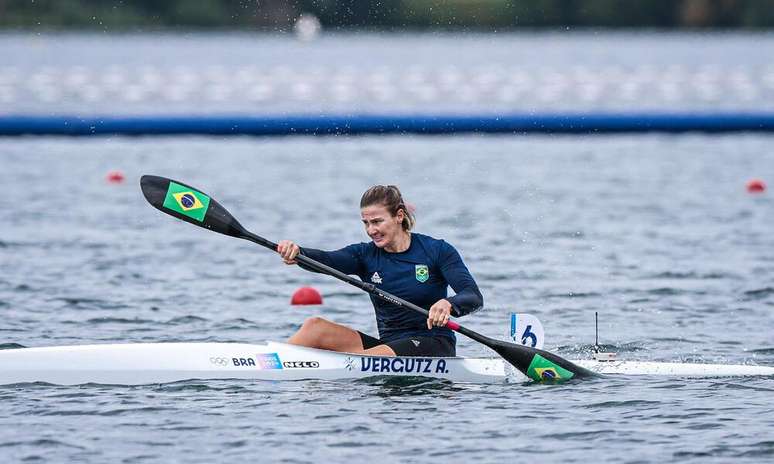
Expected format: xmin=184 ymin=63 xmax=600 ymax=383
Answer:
xmin=140 ymin=175 xmax=247 ymax=238
xmin=488 ymin=338 xmax=599 ymax=381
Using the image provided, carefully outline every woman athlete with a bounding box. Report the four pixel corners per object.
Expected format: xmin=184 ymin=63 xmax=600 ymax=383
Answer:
xmin=277 ymin=185 xmax=482 ymax=357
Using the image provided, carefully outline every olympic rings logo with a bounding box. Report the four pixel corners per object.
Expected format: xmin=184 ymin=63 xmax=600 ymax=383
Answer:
xmin=209 ymin=357 xmax=230 ymax=366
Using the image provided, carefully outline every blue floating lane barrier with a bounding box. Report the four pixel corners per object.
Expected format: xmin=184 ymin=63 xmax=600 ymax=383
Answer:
xmin=2 ymin=113 xmax=774 ymax=136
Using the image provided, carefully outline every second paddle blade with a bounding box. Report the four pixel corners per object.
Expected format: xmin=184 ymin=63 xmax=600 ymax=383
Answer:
xmin=487 ymin=338 xmax=599 ymax=381
xmin=140 ymin=175 xmax=247 ymax=238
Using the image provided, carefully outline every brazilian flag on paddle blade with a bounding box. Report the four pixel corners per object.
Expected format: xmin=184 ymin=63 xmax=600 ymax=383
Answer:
xmin=162 ymin=181 xmax=211 ymax=222
xmin=526 ymin=354 xmax=574 ymax=381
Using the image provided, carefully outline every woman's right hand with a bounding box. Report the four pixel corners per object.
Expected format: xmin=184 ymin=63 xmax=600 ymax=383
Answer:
xmin=277 ymin=240 xmax=300 ymax=265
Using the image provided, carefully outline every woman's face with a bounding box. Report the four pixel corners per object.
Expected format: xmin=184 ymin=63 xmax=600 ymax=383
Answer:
xmin=361 ymin=204 xmax=405 ymax=249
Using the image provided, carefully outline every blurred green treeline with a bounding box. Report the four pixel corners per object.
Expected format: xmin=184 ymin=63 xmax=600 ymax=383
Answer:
xmin=2 ymin=0 xmax=774 ymax=29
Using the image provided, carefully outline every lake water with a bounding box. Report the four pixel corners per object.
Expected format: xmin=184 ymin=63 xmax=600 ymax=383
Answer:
xmin=2 ymin=31 xmax=774 ymax=114
xmin=1 ymin=32 xmax=774 ymax=463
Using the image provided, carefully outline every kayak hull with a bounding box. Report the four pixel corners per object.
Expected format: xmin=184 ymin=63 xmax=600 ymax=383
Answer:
xmin=1 ymin=342 xmax=772 ymax=386
xmin=0 ymin=341 xmax=508 ymax=385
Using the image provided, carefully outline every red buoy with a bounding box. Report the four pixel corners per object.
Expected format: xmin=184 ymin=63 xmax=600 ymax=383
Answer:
xmin=746 ymin=179 xmax=766 ymax=194
xmin=291 ymin=286 xmax=323 ymax=305
xmin=106 ymin=170 xmax=125 ymax=184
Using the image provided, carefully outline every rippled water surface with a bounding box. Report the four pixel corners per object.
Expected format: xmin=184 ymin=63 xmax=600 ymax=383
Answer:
xmin=3 ymin=31 xmax=774 ymax=113
xmin=1 ymin=134 xmax=773 ymax=463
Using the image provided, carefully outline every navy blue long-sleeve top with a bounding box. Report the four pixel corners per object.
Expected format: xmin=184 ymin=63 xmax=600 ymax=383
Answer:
xmin=299 ymin=233 xmax=482 ymax=343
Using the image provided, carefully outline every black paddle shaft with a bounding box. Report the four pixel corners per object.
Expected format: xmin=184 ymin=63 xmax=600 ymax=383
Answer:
xmin=140 ymin=174 xmax=599 ymax=381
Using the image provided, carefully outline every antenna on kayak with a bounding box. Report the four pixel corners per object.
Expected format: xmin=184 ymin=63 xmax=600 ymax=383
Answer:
xmin=593 ymin=311 xmax=617 ymax=362
xmin=594 ymin=311 xmax=599 ymax=353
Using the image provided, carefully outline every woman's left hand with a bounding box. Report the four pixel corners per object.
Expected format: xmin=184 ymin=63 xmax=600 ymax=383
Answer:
xmin=427 ymin=299 xmax=452 ymax=329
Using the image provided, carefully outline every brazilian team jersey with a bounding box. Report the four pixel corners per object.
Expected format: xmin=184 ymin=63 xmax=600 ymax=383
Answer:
xmin=300 ymin=233 xmax=483 ymax=343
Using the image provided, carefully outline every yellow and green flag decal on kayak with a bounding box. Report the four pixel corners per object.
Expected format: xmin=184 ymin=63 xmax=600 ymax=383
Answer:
xmin=526 ymin=354 xmax=574 ymax=381
xmin=162 ymin=181 xmax=211 ymax=222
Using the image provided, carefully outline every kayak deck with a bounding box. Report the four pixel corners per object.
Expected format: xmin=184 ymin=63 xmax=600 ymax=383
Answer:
xmin=1 ymin=342 xmax=772 ymax=386
xmin=0 ymin=342 xmax=507 ymax=385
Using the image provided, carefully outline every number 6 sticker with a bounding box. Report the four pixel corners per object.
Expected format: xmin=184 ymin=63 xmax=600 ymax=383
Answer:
xmin=510 ymin=313 xmax=545 ymax=349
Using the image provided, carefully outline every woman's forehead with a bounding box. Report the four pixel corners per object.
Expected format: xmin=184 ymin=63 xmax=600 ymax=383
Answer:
xmin=361 ymin=204 xmax=389 ymax=218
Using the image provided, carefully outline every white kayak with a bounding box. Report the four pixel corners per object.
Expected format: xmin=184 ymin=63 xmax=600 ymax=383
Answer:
xmin=1 ymin=341 xmax=772 ymax=386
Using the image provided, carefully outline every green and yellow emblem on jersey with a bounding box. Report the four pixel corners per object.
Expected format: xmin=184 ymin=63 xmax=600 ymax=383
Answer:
xmin=526 ymin=354 xmax=574 ymax=381
xmin=415 ymin=264 xmax=429 ymax=283
xmin=162 ymin=181 xmax=211 ymax=222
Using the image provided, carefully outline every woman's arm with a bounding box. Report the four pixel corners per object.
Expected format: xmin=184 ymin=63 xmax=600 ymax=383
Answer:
xmin=277 ymin=240 xmax=364 ymax=276
xmin=437 ymin=241 xmax=483 ymax=317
